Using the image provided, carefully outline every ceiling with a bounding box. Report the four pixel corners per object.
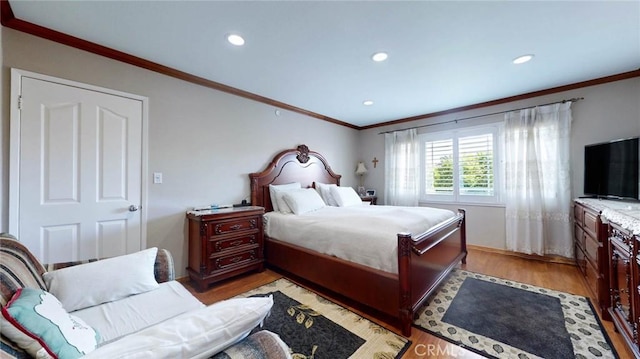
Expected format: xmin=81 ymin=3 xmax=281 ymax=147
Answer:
xmin=6 ymin=0 xmax=640 ymax=128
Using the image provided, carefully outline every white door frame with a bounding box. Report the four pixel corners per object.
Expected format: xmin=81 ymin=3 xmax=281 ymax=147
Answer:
xmin=9 ymin=68 xmax=149 ymax=249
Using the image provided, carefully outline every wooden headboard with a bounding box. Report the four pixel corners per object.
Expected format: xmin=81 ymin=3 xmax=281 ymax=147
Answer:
xmin=249 ymin=145 xmax=341 ymax=212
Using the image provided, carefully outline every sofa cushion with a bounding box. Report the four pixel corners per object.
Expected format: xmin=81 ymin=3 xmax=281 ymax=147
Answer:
xmin=43 ymin=248 xmax=159 ymax=312
xmin=82 ymin=296 xmax=274 ymax=359
xmin=1 ymin=288 xmax=99 ymax=359
xmin=72 ymin=281 xmax=205 ymax=343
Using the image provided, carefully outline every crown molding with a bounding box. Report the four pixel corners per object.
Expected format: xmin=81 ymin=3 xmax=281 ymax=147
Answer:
xmin=0 ymin=0 xmax=357 ymax=130
xmin=361 ymin=68 xmax=640 ymax=130
xmin=3 ymin=0 xmax=638 ymax=132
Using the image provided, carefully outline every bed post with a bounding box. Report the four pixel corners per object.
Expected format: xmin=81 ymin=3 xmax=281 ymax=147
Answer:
xmin=458 ymin=208 xmax=467 ymax=264
xmin=397 ymin=232 xmax=413 ymax=337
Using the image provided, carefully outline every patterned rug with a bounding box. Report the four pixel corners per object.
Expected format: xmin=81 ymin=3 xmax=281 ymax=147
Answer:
xmin=232 ymin=278 xmax=410 ymax=359
xmin=414 ymin=269 xmax=618 ymax=359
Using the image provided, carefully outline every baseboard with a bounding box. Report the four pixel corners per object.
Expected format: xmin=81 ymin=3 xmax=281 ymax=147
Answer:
xmin=467 ymin=244 xmax=576 ymax=266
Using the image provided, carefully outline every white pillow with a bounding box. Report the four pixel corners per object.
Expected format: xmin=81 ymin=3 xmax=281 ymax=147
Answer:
xmin=314 ymin=182 xmax=338 ymax=206
xmin=1 ymin=288 xmax=100 ymax=359
xmin=43 ymin=248 xmax=159 ymax=312
xmin=82 ymin=296 xmax=274 ymax=359
xmin=329 ymin=186 xmax=364 ymax=207
xmin=268 ymin=182 xmax=301 ymax=212
xmin=283 ymin=188 xmax=326 ymax=215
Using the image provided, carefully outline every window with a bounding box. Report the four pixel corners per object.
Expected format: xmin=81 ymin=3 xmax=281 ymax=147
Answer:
xmin=421 ymin=124 xmax=502 ymax=204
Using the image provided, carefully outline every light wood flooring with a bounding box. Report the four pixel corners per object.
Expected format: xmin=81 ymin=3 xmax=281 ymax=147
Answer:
xmin=183 ymin=248 xmax=632 ymax=358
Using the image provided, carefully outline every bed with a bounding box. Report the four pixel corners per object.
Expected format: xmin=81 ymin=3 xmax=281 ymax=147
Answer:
xmin=249 ymin=144 xmax=467 ymax=336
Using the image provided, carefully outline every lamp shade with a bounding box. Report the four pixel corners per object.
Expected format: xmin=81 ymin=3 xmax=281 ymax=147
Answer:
xmin=355 ymin=162 xmax=368 ymax=175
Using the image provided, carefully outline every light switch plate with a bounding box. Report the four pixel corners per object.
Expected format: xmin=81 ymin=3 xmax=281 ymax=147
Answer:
xmin=153 ymin=172 xmax=163 ymax=184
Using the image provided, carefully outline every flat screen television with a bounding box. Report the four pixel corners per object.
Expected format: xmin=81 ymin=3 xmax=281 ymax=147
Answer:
xmin=584 ymin=137 xmax=639 ymax=201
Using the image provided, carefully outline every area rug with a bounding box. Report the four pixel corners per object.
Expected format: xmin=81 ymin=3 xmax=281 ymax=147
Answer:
xmin=232 ymin=278 xmax=410 ymax=359
xmin=414 ymin=269 xmax=618 ymax=359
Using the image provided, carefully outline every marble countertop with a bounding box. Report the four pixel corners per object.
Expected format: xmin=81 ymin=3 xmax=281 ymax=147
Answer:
xmin=575 ymin=198 xmax=640 ymax=235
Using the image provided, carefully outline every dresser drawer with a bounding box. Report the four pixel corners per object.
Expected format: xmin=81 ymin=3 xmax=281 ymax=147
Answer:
xmin=584 ymin=259 xmax=599 ymax=300
xmin=210 ymin=248 xmax=259 ymax=272
xmin=210 ymin=234 xmax=258 ymax=253
xmin=211 ymin=216 xmax=259 ymax=236
xmin=575 ymin=243 xmax=586 ymax=274
xmin=584 ymin=234 xmax=599 ymax=268
xmin=583 ymin=211 xmax=599 ymax=238
xmin=574 ymin=224 xmax=585 ymax=251
xmin=574 ymin=204 xmax=584 ymax=224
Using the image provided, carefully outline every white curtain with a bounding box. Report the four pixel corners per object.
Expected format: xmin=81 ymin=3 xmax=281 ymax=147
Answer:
xmin=384 ymin=128 xmax=420 ymax=206
xmin=504 ymin=102 xmax=573 ymax=257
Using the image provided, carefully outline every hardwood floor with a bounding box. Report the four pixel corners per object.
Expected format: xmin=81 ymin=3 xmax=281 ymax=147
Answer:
xmin=183 ymin=247 xmax=632 ymax=358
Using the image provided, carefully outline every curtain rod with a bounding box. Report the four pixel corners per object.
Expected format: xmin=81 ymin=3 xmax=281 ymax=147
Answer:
xmin=378 ymin=97 xmax=584 ymax=135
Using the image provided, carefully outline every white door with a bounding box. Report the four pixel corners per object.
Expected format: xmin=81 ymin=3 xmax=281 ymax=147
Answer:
xmin=10 ymin=70 xmax=147 ymax=263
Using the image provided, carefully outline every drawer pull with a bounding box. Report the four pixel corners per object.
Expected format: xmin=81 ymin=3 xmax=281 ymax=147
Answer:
xmin=230 ymin=224 xmax=242 ymax=231
xmin=230 ymin=256 xmax=243 ymax=263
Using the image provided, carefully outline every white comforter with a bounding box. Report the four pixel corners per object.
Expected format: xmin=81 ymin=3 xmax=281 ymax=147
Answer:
xmin=264 ymin=205 xmax=456 ymax=274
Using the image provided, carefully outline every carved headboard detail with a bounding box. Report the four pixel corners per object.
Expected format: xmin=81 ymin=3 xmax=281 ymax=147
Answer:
xmin=249 ymin=145 xmax=341 ymax=212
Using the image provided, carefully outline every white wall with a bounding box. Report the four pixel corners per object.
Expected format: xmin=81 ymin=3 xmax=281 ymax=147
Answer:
xmin=1 ymin=28 xmax=360 ymax=276
xmin=358 ymin=77 xmax=640 ymax=251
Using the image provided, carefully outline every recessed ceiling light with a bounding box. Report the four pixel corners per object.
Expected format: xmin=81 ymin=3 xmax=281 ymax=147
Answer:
xmin=371 ymin=52 xmax=388 ymax=62
xmin=227 ymin=34 xmax=245 ymax=46
xmin=513 ymin=54 xmax=534 ymax=64
xmin=363 ymin=100 xmax=374 ymax=106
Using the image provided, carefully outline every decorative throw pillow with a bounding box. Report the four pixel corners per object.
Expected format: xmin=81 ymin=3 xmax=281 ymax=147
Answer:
xmin=329 ymin=186 xmax=364 ymax=207
xmin=1 ymin=288 xmax=99 ymax=359
xmin=43 ymin=248 xmax=159 ymax=312
xmin=314 ymin=182 xmax=338 ymax=206
xmin=283 ymin=188 xmax=326 ymax=215
xmin=268 ymin=183 xmax=301 ymax=213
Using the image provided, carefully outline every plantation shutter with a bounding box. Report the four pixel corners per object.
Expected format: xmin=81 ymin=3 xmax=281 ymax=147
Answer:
xmin=424 ymin=139 xmax=454 ymax=195
xmin=458 ymin=134 xmax=494 ymax=196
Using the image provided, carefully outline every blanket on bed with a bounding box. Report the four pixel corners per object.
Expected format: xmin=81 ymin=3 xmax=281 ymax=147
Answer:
xmin=264 ymin=205 xmax=455 ymax=274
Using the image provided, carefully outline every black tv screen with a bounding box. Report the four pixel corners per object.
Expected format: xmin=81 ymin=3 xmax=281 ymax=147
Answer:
xmin=584 ymin=137 xmax=639 ymax=200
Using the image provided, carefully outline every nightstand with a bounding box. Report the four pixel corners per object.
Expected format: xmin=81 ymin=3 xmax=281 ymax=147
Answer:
xmin=360 ymin=195 xmax=377 ymax=205
xmin=186 ymin=206 xmax=264 ymax=291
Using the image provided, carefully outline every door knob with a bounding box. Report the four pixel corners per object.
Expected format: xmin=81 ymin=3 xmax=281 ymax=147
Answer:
xmin=129 ymin=205 xmax=140 ymax=212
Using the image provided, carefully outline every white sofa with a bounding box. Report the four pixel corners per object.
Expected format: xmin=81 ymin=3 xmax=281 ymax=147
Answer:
xmin=0 ymin=235 xmax=291 ymax=359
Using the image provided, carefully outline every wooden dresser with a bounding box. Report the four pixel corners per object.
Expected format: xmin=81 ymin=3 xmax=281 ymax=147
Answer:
xmin=609 ymin=222 xmax=640 ymax=357
xmin=576 ymin=198 xmax=640 ymax=357
xmin=186 ymin=206 xmax=265 ymax=291
xmin=573 ymin=200 xmax=611 ymax=320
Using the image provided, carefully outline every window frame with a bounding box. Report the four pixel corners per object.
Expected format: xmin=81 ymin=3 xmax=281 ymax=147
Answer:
xmin=419 ymin=123 xmax=503 ymax=204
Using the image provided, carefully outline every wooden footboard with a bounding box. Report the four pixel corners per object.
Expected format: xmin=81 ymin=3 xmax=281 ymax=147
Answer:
xmin=398 ymin=209 xmax=467 ymax=335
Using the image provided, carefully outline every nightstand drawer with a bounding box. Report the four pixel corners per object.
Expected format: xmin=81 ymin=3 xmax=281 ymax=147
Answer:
xmin=210 ymin=248 xmax=259 ymax=271
xmin=212 ymin=216 xmax=259 ymax=236
xmin=210 ymin=234 xmax=257 ymax=253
